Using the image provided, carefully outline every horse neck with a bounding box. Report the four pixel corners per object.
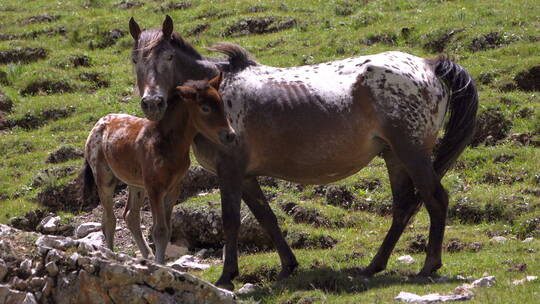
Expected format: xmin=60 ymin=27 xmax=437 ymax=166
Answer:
xmin=156 ymin=98 xmax=197 ymax=154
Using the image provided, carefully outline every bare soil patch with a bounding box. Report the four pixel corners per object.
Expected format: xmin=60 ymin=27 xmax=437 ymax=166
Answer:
xmin=20 ymin=14 xmax=59 ymax=24
xmin=79 ymin=72 xmax=110 ymax=89
xmin=470 ymin=107 xmax=512 ymax=146
xmin=46 ymin=147 xmax=84 ymax=164
xmin=0 ymin=47 xmax=47 ymax=64
xmin=114 ymin=0 xmax=144 ymax=9
xmin=469 ymin=32 xmax=513 ymax=52
xmin=362 ymin=33 xmax=397 ymax=46
xmin=423 ymin=29 xmax=463 ymax=53
xmin=21 ymin=80 xmax=74 ymax=96
xmin=514 ymin=65 xmax=540 ymax=91
xmin=223 ymin=17 xmax=296 ymax=37
xmin=155 ymin=1 xmax=193 ymax=12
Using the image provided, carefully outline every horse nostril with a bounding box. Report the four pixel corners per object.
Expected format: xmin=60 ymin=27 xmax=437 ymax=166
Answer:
xmin=155 ymin=96 xmax=164 ymax=107
xmin=225 ymin=131 xmax=236 ymax=143
xmin=141 ymin=99 xmax=149 ymax=110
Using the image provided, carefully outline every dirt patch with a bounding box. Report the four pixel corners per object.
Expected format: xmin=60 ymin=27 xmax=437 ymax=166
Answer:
xmin=362 ymin=33 xmax=397 ymax=46
xmin=287 ymin=230 xmax=338 ymax=250
xmin=467 ymin=242 xmax=483 ymax=252
xmin=445 ymin=238 xmax=465 ymax=253
xmin=406 ymin=234 xmax=427 ymax=253
xmin=155 ymin=1 xmax=193 ymax=12
xmin=114 ymin=0 xmax=144 ymax=9
xmin=448 ymin=198 xmax=514 ymax=224
xmin=423 ymin=29 xmax=463 ymax=53
xmin=4 ymin=107 xmax=75 ymax=130
xmin=245 ymin=5 xmax=268 ymax=13
xmin=325 ymin=185 xmax=356 ymax=209
xmin=36 ymin=174 xmax=99 ymax=214
xmin=79 ymin=72 xmax=110 ymax=89
xmin=89 ymin=29 xmax=125 ymax=49
xmin=278 ymin=201 xmax=334 ymax=228
xmin=517 ymin=107 xmax=534 ymax=119
xmin=21 ymin=80 xmax=74 ymax=96
xmin=71 ymin=54 xmax=92 ymax=67
xmin=0 ymin=47 xmax=47 ymax=64
xmin=236 ymin=265 xmax=279 ymax=284
xmin=32 ymin=165 xmax=78 ymax=187
xmin=353 ymin=178 xmax=381 ymax=191
xmin=0 ymin=90 xmax=13 ymax=113
xmin=223 ymin=17 xmax=296 ymax=37
xmin=258 ymin=176 xmax=279 ymax=188
xmin=177 ymin=166 xmax=219 ymax=202
xmin=470 ymin=107 xmax=512 ymax=146
xmin=514 ymin=217 xmax=540 ymax=239
xmin=469 ymin=32 xmax=513 ymax=52
xmin=448 ymin=198 xmax=484 ymax=224
xmin=482 ymin=172 xmax=523 ymax=185
xmin=0 ymin=70 xmax=10 ymax=85
xmin=494 ymin=153 xmax=514 ymax=163
xmin=46 ymin=147 xmax=84 ymax=164
xmin=186 ymin=23 xmax=210 ymax=36
xmin=514 ymin=65 xmax=540 ymax=91
xmin=20 ymin=14 xmax=59 ymax=24
xmin=506 ymin=262 xmax=527 ymax=272
xmin=510 ymin=133 xmax=540 ymax=147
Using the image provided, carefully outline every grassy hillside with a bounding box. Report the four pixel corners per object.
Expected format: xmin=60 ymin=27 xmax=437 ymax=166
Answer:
xmin=0 ymin=0 xmax=539 ymax=303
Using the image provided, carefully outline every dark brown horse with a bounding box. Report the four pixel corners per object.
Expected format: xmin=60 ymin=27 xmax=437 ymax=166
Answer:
xmin=83 ymin=75 xmax=235 ymax=263
xmin=129 ymin=16 xmax=478 ymax=290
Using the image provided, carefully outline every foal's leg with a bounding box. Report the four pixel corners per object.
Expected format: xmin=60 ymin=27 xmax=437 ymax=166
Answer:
xmin=95 ymin=167 xmax=117 ymax=251
xmin=242 ymin=177 xmax=298 ymax=279
xmin=215 ymin=156 xmax=245 ymax=291
xmin=124 ymin=186 xmax=152 ymax=259
xmin=360 ymin=150 xmax=421 ymax=276
xmin=147 ymin=189 xmax=169 ymax=264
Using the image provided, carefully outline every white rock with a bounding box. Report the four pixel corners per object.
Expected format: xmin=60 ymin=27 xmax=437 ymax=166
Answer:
xmin=395 ymin=291 xmax=473 ymax=303
xmin=471 ymin=276 xmax=496 ymax=288
xmin=74 ymin=222 xmax=102 ymax=238
xmin=237 ymin=283 xmax=256 ymax=294
xmin=165 ymin=243 xmax=188 ymax=260
xmin=78 ymin=231 xmax=105 ymax=248
xmin=522 ymin=237 xmax=534 ymax=243
xmin=490 ymin=236 xmax=507 ymax=243
xmin=36 ymin=235 xmax=76 ymax=250
xmin=512 ymin=276 xmax=538 ymax=285
xmin=0 ymin=259 xmax=7 ymax=281
xmin=456 ymin=275 xmax=473 ymax=281
xmin=20 ymin=259 xmax=33 ymax=276
xmin=168 ymin=255 xmax=210 ymax=271
xmin=39 ymin=216 xmax=61 ymax=233
xmin=21 ymin=292 xmax=38 ymax=304
xmin=397 ymin=255 xmax=416 ymax=265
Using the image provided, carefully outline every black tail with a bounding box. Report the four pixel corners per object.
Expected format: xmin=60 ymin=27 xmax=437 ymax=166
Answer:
xmin=433 ymin=56 xmax=479 ymax=177
xmin=82 ymin=160 xmax=97 ymax=202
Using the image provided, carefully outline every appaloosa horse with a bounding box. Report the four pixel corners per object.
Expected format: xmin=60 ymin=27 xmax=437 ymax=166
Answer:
xmin=129 ymin=16 xmax=478 ymax=290
xmin=83 ymin=75 xmax=235 ymax=264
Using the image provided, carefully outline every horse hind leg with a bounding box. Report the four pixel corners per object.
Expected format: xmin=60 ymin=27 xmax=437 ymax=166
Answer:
xmin=124 ymin=186 xmax=153 ymax=259
xmin=361 ymin=149 xmax=422 ymax=276
xmin=94 ymin=165 xmax=118 ymax=251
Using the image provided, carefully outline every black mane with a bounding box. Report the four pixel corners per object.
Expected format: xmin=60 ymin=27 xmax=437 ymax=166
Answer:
xmin=206 ymin=42 xmax=257 ymax=72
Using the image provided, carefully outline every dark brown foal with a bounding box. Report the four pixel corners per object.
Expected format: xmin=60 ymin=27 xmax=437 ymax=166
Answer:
xmin=83 ymin=74 xmax=235 ymax=263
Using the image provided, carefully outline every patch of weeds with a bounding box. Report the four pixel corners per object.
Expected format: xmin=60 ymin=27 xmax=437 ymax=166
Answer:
xmin=6 ymin=107 xmax=75 ymax=130
xmin=46 ymin=146 xmax=83 ymax=164
xmin=155 ymin=1 xmax=193 ymax=12
xmin=477 ymin=71 xmax=498 ymax=85
xmin=114 ymin=0 xmax=144 ymax=9
xmin=351 ymin=11 xmax=383 ymax=29
xmin=406 ymin=234 xmax=427 ymax=253
xmin=0 ymin=70 xmax=10 ymax=85
xmin=448 ymin=198 xmax=484 ymax=224
xmin=89 ymin=29 xmax=125 ymax=49
xmin=186 ymin=23 xmax=210 ymax=36
xmin=32 ymin=166 xmax=78 ymax=187
xmin=445 ymin=238 xmax=465 ymax=252
xmin=513 ymin=217 xmax=540 ymax=239
xmin=245 ymin=4 xmax=268 ymax=13
xmin=79 ymin=72 xmax=110 ymax=89
xmin=470 ymin=107 xmax=512 ymax=146
xmin=361 ymin=32 xmax=397 ymax=46
xmin=469 ymin=32 xmax=516 ymax=52
xmin=286 ymin=230 xmax=338 ymax=250
xmin=20 ymin=14 xmax=59 ymax=24
xmin=237 ymin=264 xmax=278 ymax=284
xmin=278 ymin=201 xmax=335 ymax=228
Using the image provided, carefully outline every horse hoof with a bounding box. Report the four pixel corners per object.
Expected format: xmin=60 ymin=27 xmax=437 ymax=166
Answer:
xmin=354 ymin=266 xmax=379 ymax=277
xmin=215 ymin=279 xmax=234 ymax=291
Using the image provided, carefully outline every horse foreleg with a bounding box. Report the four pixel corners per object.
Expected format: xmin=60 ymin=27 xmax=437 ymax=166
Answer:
xmin=147 ymin=189 xmax=169 ymax=264
xmin=361 ymin=150 xmax=421 ymax=276
xmin=95 ymin=168 xmax=117 ymax=251
xmin=242 ymin=177 xmax=298 ymax=280
xmin=124 ymin=186 xmax=153 ymax=259
xmin=215 ymin=157 xmax=245 ymax=291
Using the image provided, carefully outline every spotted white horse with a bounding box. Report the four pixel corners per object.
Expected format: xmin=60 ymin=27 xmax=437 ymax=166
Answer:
xmin=128 ymin=16 xmax=478 ymax=290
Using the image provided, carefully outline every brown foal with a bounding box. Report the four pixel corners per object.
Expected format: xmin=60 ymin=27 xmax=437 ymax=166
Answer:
xmin=83 ymin=74 xmax=235 ymax=263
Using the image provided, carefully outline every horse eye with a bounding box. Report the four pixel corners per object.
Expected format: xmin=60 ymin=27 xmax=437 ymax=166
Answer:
xmin=200 ymin=105 xmax=211 ymax=114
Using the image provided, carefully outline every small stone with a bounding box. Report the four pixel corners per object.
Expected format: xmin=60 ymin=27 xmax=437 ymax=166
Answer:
xmin=21 ymin=292 xmax=38 ymax=304
xmin=168 ymin=255 xmax=210 ymax=271
xmin=45 ymin=249 xmax=63 ymax=263
xmin=38 ymin=216 xmax=61 ymax=233
xmin=12 ymin=277 xmax=28 ymax=290
xmin=41 ymin=277 xmax=54 ymax=296
xmin=45 ymin=261 xmax=59 ymax=276
xmin=512 ymin=275 xmax=538 ymax=285
xmin=472 ymin=275 xmax=496 ymax=287
xmin=395 ymin=291 xmax=472 ymax=303
xmin=237 ymin=283 xmax=256 ymax=294
xmin=29 ymin=277 xmax=45 ymax=289
xmin=20 ymin=259 xmax=33 ymax=276
xmin=522 ymin=237 xmax=534 ymax=243
xmin=0 ymin=258 xmax=7 ymax=281
xmin=490 ymin=236 xmax=507 ymax=243
xmin=78 ymin=231 xmax=105 ymax=248
xmin=396 ymin=255 xmax=415 ymax=265
xmin=77 ymin=256 xmax=91 ymax=266
xmin=74 ymin=222 xmax=102 ymax=239
xmin=165 ymin=243 xmax=188 ymax=260
xmin=456 ymin=275 xmax=473 ymax=281
xmin=68 ymin=252 xmax=79 ymax=269
xmin=36 ymin=235 xmax=76 ymax=250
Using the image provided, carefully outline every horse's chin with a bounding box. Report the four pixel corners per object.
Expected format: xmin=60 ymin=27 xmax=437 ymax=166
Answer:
xmin=143 ymin=110 xmax=165 ymax=121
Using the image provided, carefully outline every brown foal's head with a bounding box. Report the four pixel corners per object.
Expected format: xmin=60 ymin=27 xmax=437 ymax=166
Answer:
xmin=177 ymin=73 xmax=236 ymax=146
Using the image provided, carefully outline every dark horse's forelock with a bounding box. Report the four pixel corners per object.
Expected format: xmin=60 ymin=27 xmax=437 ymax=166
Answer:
xmin=134 ymin=29 xmax=202 ymax=60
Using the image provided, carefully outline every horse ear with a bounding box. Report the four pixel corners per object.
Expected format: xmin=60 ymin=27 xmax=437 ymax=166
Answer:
xmin=129 ymin=17 xmax=141 ymax=41
xmin=162 ymin=15 xmax=173 ymax=40
xmin=209 ymin=72 xmax=223 ymax=91
xmin=177 ymin=86 xmax=197 ymax=101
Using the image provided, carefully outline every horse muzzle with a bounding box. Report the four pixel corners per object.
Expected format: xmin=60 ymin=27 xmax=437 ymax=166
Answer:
xmin=219 ymin=129 xmax=237 ymax=145
xmin=140 ymin=95 xmax=166 ymax=121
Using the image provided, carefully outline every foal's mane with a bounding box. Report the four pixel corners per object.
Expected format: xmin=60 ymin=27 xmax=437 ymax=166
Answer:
xmin=206 ymin=42 xmax=257 ymax=72
xmin=135 ymin=29 xmax=202 ymax=60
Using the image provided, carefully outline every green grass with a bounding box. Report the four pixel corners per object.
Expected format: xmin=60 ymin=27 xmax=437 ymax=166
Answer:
xmin=0 ymin=0 xmax=539 ymax=302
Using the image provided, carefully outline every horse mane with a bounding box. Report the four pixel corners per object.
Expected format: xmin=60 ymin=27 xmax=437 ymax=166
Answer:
xmin=183 ymin=79 xmax=210 ymax=91
xmin=135 ymin=30 xmax=202 ymax=60
xmin=206 ymin=42 xmax=257 ymax=72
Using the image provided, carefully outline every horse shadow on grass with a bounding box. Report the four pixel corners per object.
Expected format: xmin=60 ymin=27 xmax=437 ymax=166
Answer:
xmin=237 ymin=266 xmax=463 ymax=300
